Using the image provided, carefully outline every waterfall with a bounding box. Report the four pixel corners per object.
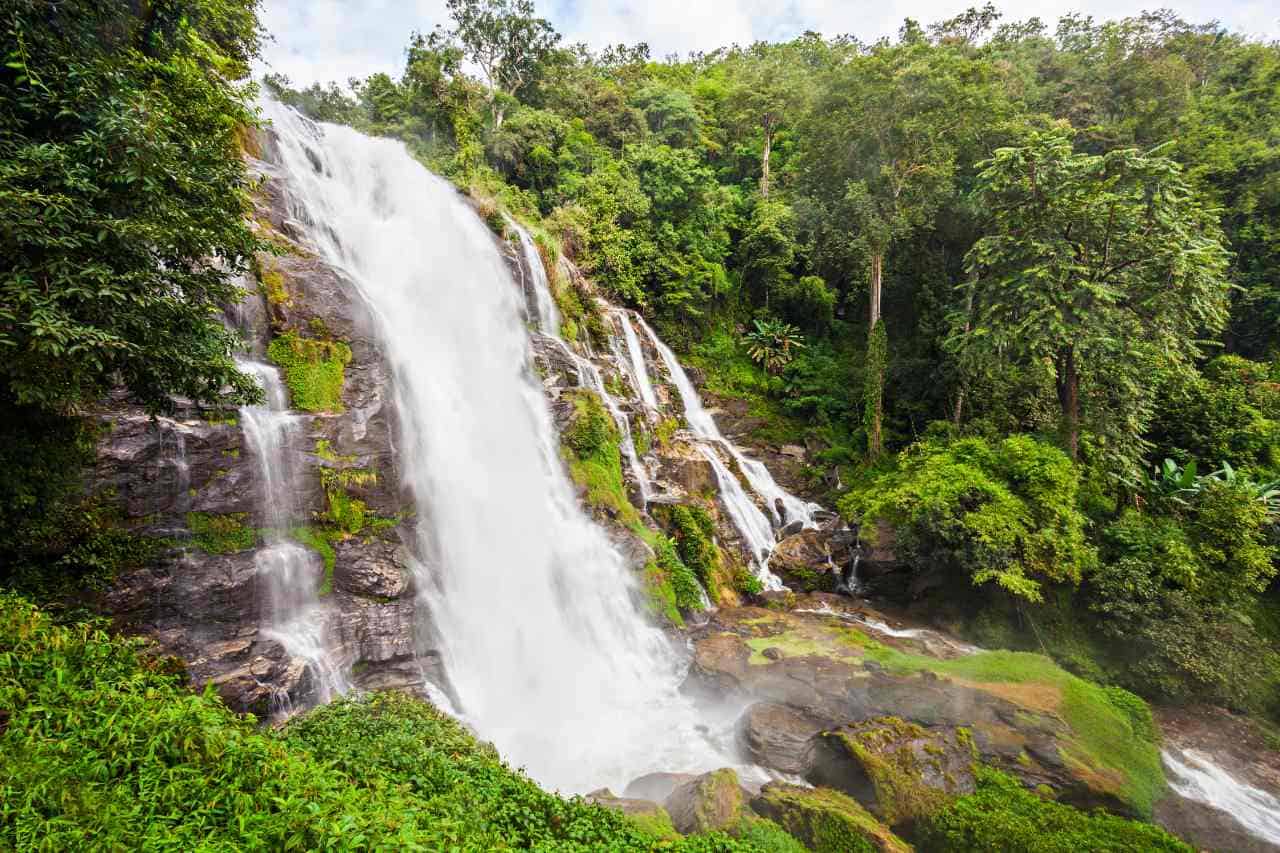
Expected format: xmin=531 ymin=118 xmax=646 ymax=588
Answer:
xmin=619 ymin=315 xmax=821 ymax=587
xmin=614 ymin=309 xmax=659 ymax=410
xmin=261 ymin=99 xmax=740 ymax=793
xmin=1163 ymin=749 xmax=1280 ymax=846
xmin=506 ymin=221 xmax=652 ymax=504
xmin=639 ymin=317 xmax=821 ymax=530
xmin=508 ymin=217 xmax=560 ymax=335
xmin=237 ymin=359 xmax=348 ymax=714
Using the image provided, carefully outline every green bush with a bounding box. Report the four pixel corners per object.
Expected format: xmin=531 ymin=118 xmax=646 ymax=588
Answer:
xmin=915 ymin=767 xmax=1191 ymax=852
xmin=840 ymin=435 xmax=1097 ymax=602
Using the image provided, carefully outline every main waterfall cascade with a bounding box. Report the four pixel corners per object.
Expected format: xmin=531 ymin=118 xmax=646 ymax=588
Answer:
xmin=260 ymin=99 xmax=767 ymax=793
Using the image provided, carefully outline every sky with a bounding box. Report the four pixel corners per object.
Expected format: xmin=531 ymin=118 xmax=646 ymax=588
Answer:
xmin=257 ymin=0 xmax=1280 ymax=87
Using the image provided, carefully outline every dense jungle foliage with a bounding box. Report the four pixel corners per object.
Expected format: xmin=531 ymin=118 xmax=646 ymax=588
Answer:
xmin=267 ymin=0 xmax=1280 ymax=724
xmin=1 ymin=0 xmax=1278 ymax=847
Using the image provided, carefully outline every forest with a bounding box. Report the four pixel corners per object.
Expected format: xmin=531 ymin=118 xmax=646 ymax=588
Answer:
xmin=2 ymin=0 xmax=1279 ymax=849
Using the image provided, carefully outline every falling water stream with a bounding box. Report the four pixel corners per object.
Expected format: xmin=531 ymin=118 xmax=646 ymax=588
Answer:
xmin=238 ymin=359 xmax=348 ymax=715
xmin=261 ymin=100 xmax=749 ymax=793
xmin=1162 ymin=749 xmax=1280 ymax=846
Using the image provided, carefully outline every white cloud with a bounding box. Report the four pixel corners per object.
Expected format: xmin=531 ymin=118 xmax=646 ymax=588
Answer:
xmin=257 ymin=0 xmax=1279 ymax=87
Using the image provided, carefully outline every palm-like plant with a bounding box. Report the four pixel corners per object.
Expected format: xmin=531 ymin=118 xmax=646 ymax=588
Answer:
xmin=744 ymin=318 xmax=805 ymax=374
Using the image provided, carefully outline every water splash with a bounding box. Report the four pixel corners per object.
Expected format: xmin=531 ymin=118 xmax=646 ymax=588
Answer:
xmin=261 ymin=98 xmax=738 ymax=793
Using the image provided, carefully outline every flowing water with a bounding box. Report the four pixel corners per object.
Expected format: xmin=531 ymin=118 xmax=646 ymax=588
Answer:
xmin=508 ymin=217 xmax=560 ymax=335
xmin=261 ymin=99 xmax=744 ymax=793
xmin=238 ymin=359 xmax=349 ymax=715
xmin=1162 ymin=749 xmax=1280 ymax=846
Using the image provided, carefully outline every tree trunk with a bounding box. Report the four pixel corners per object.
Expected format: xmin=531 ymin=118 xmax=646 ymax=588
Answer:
xmin=1056 ymin=345 xmax=1080 ymax=461
xmin=867 ymin=252 xmax=885 ymax=458
xmin=869 ymin=252 xmax=883 ymax=328
xmin=760 ymin=129 xmax=773 ymax=198
xmin=952 ymin=389 xmax=966 ymax=426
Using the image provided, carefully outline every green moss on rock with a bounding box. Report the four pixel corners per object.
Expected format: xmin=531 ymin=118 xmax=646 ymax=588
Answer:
xmin=267 ymin=331 xmax=352 ymax=413
xmin=752 ymin=783 xmax=911 ymax=853
xmin=186 ymin=512 xmax=257 ymax=554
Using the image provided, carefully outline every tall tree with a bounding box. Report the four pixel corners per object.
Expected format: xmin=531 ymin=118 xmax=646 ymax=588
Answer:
xmin=446 ymin=0 xmax=559 ymax=128
xmin=723 ymin=43 xmax=808 ymax=197
xmin=951 ymin=131 xmax=1230 ymax=466
xmin=1 ymin=0 xmax=266 ymax=413
xmin=800 ymin=41 xmax=1001 ymax=455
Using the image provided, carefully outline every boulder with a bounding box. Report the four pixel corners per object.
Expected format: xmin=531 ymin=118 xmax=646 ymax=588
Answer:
xmin=664 ymin=768 xmax=749 ymax=835
xmin=586 ymin=789 xmax=667 ymax=818
xmin=686 ymin=605 xmax=1149 ymax=819
xmin=738 ymin=702 xmax=825 ymax=776
xmin=769 ymin=529 xmax=836 ymax=592
xmin=751 ymin=783 xmax=911 ymax=853
xmin=806 ymin=717 xmax=977 ymax=826
xmin=654 ymin=438 xmax=717 ymax=496
xmin=624 ymin=772 xmax=698 ymax=804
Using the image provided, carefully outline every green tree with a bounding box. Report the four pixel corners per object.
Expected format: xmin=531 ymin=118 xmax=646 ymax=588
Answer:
xmin=801 ymin=41 xmax=1001 ymax=456
xmin=1 ymin=0 xmax=267 ymax=414
xmin=952 ymin=131 xmax=1231 ymax=466
xmin=446 ymin=0 xmax=560 ymax=128
xmin=840 ymin=434 xmax=1097 ymax=602
xmin=722 ymin=43 xmax=809 ymax=197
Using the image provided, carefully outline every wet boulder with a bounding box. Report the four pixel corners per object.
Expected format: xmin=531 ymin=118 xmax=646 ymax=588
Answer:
xmin=751 ymin=783 xmax=911 ymax=853
xmin=806 ymin=717 xmax=977 ymax=827
xmin=769 ymin=528 xmax=837 ymax=592
xmin=737 ymin=702 xmax=825 ymax=776
xmin=664 ymin=768 xmax=749 ymax=835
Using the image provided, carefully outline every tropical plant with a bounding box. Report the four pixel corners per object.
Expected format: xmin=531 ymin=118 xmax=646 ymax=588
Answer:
xmin=745 ymin=319 xmax=806 ymax=374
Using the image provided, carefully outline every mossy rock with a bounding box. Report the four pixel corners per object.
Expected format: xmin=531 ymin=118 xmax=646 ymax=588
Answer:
xmin=751 ymin=783 xmax=912 ymax=853
xmin=267 ymin=331 xmax=352 ymax=413
xmin=664 ymin=768 xmax=747 ymax=836
xmin=807 ymin=717 xmax=975 ymax=828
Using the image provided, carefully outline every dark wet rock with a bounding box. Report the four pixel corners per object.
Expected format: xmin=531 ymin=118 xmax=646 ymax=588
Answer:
xmin=1154 ymin=706 xmax=1280 ymax=852
xmin=654 ymin=438 xmax=716 ymax=496
xmin=605 ymin=525 xmax=656 ymax=574
xmin=86 ymin=145 xmax=437 ymax=715
xmin=751 ymin=783 xmax=911 ymax=853
xmin=333 ymin=537 xmax=410 ymax=598
xmin=663 ymin=768 xmax=749 ymax=835
xmin=625 ymin=772 xmax=698 ymax=803
xmin=738 ymin=702 xmax=825 ymax=776
xmin=769 ymin=529 xmax=836 ymax=592
xmin=687 ymin=605 xmax=1142 ymax=819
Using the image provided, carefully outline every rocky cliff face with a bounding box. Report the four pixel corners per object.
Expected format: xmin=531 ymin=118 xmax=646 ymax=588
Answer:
xmin=92 ymin=137 xmax=443 ymax=717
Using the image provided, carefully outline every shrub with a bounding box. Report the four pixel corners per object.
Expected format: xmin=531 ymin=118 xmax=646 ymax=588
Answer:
xmin=840 ymin=435 xmax=1097 ymax=602
xmin=0 ymin=593 xmax=810 ymax=851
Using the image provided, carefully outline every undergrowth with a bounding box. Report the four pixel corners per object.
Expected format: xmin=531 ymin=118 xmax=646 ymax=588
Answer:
xmin=0 ymin=593 xmax=807 ymax=851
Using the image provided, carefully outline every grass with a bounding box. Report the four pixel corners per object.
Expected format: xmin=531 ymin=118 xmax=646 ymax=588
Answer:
xmin=267 ymin=331 xmax=352 ymax=413
xmin=916 ymin=766 xmax=1191 ymax=852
